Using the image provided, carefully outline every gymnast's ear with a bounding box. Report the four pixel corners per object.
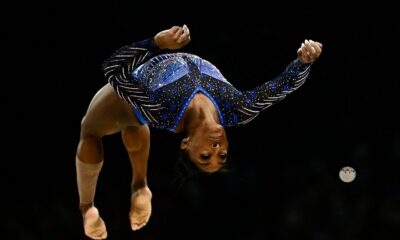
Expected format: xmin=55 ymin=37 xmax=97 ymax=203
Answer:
xmin=180 ymin=137 xmax=190 ymax=150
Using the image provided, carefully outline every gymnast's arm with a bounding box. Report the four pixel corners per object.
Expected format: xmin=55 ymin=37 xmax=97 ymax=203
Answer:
xmin=101 ymin=38 xmax=160 ymax=87
xmin=101 ymin=25 xmax=191 ymax=103
xmin=232 ymin=40 xmax=323 ymax=125
xmin=102 ymin=25 xmax=191 ymax=83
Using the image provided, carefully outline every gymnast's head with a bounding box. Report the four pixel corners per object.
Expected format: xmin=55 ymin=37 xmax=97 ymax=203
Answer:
xmin=179 ymin=123 xmax=228 ymax=174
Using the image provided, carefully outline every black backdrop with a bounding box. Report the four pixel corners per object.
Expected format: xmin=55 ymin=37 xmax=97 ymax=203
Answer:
xmin=3 ymin=1 xmax=400 ymax=240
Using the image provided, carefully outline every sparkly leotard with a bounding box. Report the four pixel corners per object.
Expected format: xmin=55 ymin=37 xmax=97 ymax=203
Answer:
xmin=102 ymin=38 xmax=311 ymax=132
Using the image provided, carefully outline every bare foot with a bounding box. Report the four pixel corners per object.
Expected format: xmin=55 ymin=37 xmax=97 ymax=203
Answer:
xmin=129 ymin=186 xmax=152 ymax=230
xmin=83 ymin=206 xmax=108 ymax=239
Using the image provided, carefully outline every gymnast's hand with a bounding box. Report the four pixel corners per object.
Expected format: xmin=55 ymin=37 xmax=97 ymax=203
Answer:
xmin=297 ymin=39 xmax=323 ymax=64
xmin=154 ymin=25 xmax=191 ymax=50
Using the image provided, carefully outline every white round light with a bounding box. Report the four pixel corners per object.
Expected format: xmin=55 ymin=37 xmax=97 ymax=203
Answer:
xmin=339 ymin=166 xmax=356 ymax=183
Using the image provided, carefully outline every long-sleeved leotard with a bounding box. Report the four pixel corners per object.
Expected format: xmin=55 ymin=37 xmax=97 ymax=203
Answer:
xmin=102 ymin=38 xmax=311 ymax=132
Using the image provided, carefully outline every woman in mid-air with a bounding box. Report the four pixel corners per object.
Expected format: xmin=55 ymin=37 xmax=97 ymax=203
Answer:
xmin=75 ymin=24 xmax=322 ymax=239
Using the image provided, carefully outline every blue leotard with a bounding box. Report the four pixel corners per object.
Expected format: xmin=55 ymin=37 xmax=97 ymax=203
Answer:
xmin=102 ymin=38 xmax=311 ymax=132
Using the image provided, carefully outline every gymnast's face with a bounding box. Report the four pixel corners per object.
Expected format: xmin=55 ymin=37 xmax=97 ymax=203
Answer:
xmin=181 ymin=124 xmax=228 ymax=173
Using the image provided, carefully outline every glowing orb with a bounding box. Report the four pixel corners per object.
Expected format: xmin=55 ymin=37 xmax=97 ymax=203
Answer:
xmin=339 ymin=166 xmax=356 ymax=183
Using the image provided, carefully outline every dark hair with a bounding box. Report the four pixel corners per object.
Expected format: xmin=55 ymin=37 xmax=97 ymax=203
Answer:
xmin=173 ymin=149 xmax=232 ymax=188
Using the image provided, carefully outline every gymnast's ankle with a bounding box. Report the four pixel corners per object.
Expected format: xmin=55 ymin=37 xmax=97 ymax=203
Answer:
xmin=80 ymin=202 xmax=94 ymax=216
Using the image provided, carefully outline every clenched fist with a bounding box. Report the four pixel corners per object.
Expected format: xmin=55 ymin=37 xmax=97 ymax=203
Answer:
xmin=297 ymin=39 xmax=323 ymax=64
xmin=154 ymin=25 xmax=191 ymax=50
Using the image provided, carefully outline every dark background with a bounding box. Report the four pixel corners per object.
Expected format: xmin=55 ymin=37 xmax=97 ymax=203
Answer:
xmin=3 ymin=1 xmax=399 ymax=240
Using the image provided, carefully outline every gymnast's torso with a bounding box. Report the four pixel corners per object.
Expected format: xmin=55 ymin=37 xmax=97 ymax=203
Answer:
xmin=129 ymin=52 xmax=245 ymax=131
